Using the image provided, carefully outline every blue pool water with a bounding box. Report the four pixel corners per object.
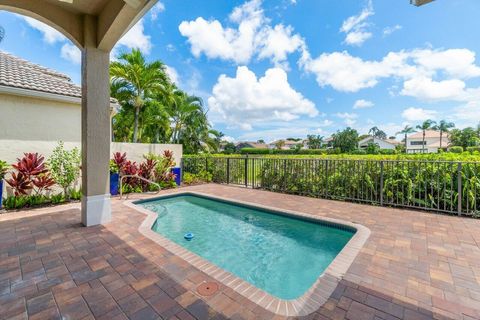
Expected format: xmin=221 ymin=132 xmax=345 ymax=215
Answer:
xmin=140 ymin=194 xmax=354 ymax=300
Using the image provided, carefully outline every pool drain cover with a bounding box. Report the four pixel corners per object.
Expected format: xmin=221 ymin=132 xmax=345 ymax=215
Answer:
xmin=197 ymin=281 xmax=219 ymax=296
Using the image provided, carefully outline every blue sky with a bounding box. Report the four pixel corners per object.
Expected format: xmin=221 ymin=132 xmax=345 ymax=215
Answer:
xmin=1 ymin=0 xmax=480 ymax=142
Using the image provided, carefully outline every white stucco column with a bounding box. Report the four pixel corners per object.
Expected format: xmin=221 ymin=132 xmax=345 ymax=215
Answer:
xmin=81 ymin=15 xmax=111 ymax=226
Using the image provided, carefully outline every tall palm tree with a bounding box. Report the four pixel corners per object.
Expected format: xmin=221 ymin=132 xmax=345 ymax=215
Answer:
xmin=110 ymin=49 xmax=168 ymax=143
xmin=433 ymin=120 xmax=455 ymax=150
xmin=396 ymin=125 xmax=416 ymax=153
xmin=416 ymin=119 xmax=436 ymax=153
xmin=166 ymin=91 xmax=204 ymax=144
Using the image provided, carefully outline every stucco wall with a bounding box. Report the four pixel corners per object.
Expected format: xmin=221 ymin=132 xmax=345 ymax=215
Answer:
xmin=111 ymin=143 xmax=183 ymax=167
xmin=0 ymin=93 xmax=81 ymax=142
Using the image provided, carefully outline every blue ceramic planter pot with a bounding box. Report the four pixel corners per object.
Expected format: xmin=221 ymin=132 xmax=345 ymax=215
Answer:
xmin=0 ymin=180 xmax=3 ymax=210
xmin=171 ymin=167 xmax=181 ymax=186
xmin=110 ymin=172 xmax=120 ymax=196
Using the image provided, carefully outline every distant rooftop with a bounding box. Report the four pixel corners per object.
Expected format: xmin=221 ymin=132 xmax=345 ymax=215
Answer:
xmin=408 ymin=130 xmax=448 ymax=139
xmin=0 ymin=51 xmax=81 ymax=98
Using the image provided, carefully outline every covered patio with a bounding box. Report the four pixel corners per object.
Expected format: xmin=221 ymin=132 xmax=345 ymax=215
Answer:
xmin=0 ymin=0 xmax=158 ymax=226
xmin=1 ymin=184 xmax=479 ymax=319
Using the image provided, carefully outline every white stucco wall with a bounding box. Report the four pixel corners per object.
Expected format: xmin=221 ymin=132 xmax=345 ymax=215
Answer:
xmin=0 ymin=93 xmax=81 ymax=142
xmin=111 ymin=143 xmax=183 ymax=167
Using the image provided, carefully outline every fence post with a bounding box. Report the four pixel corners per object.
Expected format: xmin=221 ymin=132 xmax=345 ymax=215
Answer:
xmin=380 ymin=161 xmax=384 ymax=206
xmin=457 ymin=162 xmax=462 ymax=216
xmin=325 ymin=160 xmax=329 ymax=197
xmin=205 ymin=157 xmax=208 ymax=173
xmin=244 ymin=157 xmax=248 ymax=187
xmin=283 ymin=159 xmax=287 ymax=192
xmin=226 ymin=158 xmax=230 ymax=184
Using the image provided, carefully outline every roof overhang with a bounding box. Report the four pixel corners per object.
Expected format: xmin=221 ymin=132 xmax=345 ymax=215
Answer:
xmin=0 ymin=0 xmax=158 ymax=51
xmin=410 ymin=0 xmax=435 ymax=6
xmin=0 ymin=85 xmax=119 ymax=110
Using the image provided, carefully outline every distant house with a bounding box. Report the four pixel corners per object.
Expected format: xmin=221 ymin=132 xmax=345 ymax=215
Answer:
xmin=268 ymin=140 xmax=303 ymax=150
xmin=358 ymin=136 xmax=400 ymax=150
xmin=406 ymin=130 xmax=450 ymax=153
xmin=235 ymin=141 xmax=268 ymax=150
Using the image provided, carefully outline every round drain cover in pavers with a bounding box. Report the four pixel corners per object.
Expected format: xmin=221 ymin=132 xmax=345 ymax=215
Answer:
xmin=197 ymin=281 xmax=219 ymax=296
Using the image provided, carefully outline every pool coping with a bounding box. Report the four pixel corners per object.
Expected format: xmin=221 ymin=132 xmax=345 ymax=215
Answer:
xmin=124 ymin=191 xmax=371 ymax=317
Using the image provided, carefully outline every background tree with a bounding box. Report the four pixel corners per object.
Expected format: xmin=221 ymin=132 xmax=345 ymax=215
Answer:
xmin=396 ymin=125 xmax=416 ymax=153
xmin=332 ymin=127 xmax=359 ymax=153
xmin=433 ymin=120 xmax=455 ymax=149
xmin=368 ymin=126 xmax=387 ymax=140
xmin=450 ymin=127 xmax=480 ymax=148
xmin=306 ymin=134 xmax=324 ymax=149
xmin=416 ymin=120 xmax=436 ymax=153
xmin=275 ymin=140 xmax=286 ymax=150
xmin=110 ymin=49 xmax=168 ymax=143
xmin=223 ymin=142 xmax=237 ymax=154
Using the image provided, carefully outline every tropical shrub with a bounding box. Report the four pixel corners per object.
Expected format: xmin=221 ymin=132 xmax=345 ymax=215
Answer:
xmin=467 ymin=146 xmax=480 ymax=154
xmin=0 ymin=160 xmax=9 ymax=180
xmin=48 ymin=142 xmax=81 ymax=198
xmin=450 ymin=146 xmax=464 ymax=153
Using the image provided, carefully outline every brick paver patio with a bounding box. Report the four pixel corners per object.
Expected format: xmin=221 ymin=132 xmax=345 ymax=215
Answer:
xmin=1 ymin=184 xmax=480 ymax=320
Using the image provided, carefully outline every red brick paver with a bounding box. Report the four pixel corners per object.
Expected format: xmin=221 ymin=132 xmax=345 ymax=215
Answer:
xmin=1 ymin=184 xmax=480 ymax=320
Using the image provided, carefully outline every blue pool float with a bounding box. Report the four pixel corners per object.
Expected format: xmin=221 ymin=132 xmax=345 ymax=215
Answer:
xmin=184 ymin=232 xmax=194 ymax=241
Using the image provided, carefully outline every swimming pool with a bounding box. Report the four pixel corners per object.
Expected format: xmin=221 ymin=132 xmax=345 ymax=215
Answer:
xmin=138 ymin=194 xmax=355 ymax=300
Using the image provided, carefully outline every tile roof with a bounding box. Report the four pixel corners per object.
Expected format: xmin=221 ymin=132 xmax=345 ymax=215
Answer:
xmin=0 ymin=50 xmax=81 ymax=98
xmin=408 ymin=130 xmax=448 ymax=139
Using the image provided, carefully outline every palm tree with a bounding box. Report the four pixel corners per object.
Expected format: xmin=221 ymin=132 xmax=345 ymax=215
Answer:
xmin=110 ymin=49 xmax=168 ymax=143
xmin=416 ymin=119 xmax=436 ymax=153
xmin=433 ymin=120 xmax=455 ymax=150
xmin=166 ymin=91 xmax=204 ymax=144
xmin=0 ymin=26 xmax=5 ymax=43
xmin=396 ymin=125 xmax=416 ymax=153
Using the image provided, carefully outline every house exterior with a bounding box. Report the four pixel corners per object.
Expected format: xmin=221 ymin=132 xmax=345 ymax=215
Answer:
xmin=0 ymin=52 xmax=183 ymax=166
xmin=268 ymin=140 xmax=303 ymax=150
xmin=406 ymin=130 xmax=450 ymax=153
xmin=235 ymin=141 xmax=268 ymax=150
xmin=358 ymin=136 xmax=400 ymax=150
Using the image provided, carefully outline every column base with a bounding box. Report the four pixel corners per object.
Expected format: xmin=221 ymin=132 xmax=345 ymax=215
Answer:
xmin=81 ymin=194 xmax=111 ymax=226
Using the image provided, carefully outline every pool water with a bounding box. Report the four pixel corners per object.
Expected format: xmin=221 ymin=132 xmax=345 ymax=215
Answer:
xmin=140 ymin=194 xmax=354 ymax=300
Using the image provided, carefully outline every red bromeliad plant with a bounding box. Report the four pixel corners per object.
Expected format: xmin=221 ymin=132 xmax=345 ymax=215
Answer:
xmin=112 ymin=152 xmax=127 ymax=173
xmin=6 ymin=172 xmax=33 ymax=196
xmin=12 ymin=153 xmax=48 ymax=180
xmin=32 ymin=173 xmax=56 ymax=194
xmin=7 ymin=153 xmax=56 ymax=197
xmin=122 ymin=160 xmax=140 ymax=187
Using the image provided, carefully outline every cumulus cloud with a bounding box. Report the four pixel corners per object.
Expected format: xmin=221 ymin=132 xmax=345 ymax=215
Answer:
xmin=23 ymin=17 xmax=66 ymax=44
xmin=401 ymin=107 xmax=437 ymax=121
xmin=301 ymin=47 xmax=480 ymax=103
xmin=179 ymin=0 xmax=304 ymax=67
xmin=116 ymin=19 xmax=152 ymax=54
xmin=401 ymin=77 xmax=466 ymax=101
xmin=453 ymin=102 xmax=480 ymax=127
xmin=353 ymin=99 xmax=374 ymax=109
xmin=60 ymin=43 xmax=81 ymax=64
xmin=208 ymin=66 xmax=317 ymax=130
xmin=340 ymin=0 xmax=374 ymax=46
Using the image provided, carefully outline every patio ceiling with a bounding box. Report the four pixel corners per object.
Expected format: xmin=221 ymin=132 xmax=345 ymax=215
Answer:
xmin=0 ymin=0 xmax=157 ymax=51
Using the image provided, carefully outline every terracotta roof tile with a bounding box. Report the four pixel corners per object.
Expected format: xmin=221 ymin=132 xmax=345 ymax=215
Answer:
xmin=0 ymin=51 xmax=81 ymax=98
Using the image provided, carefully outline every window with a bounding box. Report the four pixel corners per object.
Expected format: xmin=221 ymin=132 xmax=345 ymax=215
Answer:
xmin=410 ymin=141 xmax=426 ymax=146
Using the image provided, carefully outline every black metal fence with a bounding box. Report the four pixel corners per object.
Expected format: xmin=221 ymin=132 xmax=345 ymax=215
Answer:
xmin=182 ymin=157 xmax=480 ymax=217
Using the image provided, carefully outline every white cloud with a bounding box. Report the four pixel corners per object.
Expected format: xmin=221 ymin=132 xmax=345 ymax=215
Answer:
xmin=23 ymin=17 xmax=66 ymax=44
xmin=223 ymin=136 xmax=236 ymax=143
xmin=335 ymin=112 xmax=358 ymax=126
xmin=150 ymin=2 xmax=165 ymax=20
xmin=301 ymin=48 xmax=480 ymax=98
xmin=453 ymin=102 xmax=480 ymax=127
xmin=401 ymin=107 xmax=437 ymax=121
xmin=179 ymin=0 xmax=304 ymax=67
xmin=116 ymin=19 xmax=152 ymax=54
xmin=165 ymin=66 xmax=179 ymax=85
xmin=60 ymin=43 xmax=81 ymax=64
xmin=401 ymin=77 xmax=466 ymax=101
xmin=208 ymin=66 xmax=317 ymax=130
xmin=340 ymin=0 xmax=374 ymax=46
xmin=353 ymin=99 xmax=374 ymax=109
xmin=383 ymin=25 xmax=402 ymax=37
